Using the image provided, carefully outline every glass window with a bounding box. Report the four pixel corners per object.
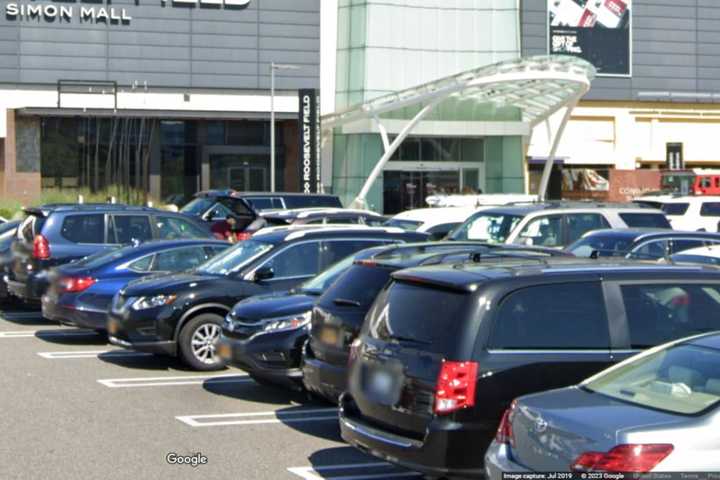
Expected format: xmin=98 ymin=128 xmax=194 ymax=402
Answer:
xmin=155 ymin=216 xmax=207 ymax=239
xmin=365 ymin=281 xmax=472 ymax=355
xmin=206 ymin=121 xmax=225 ymax=145
xmin=670 ymin=254 xmax=720 ymax=266
xmin=264 ymin=242 xmax=321 ymax=279
xmin=384 ymin=219 xmax=422 ymax=231
xmin=584 ymin=343 xmax=720 ymax=415
xmin=180 ymin=198 xmax=214 ymax=216
xmin=566 ymin=214 xmax=610 ymax=245
xmin=490 ymin=283 xmax=610 ymax=350
xmin=109 ymin=215 xmax=153 ymax=244
xmin=128 ymin=255 xmax=153 ymax=272
xmin=662 ymin=203 xmax=689 ymax=216
xmin=153 ymin=246 xmax=210 ymax=272
xmin=321 ymin=240 xmax=387 ymax=269
xmin=569 ymin=234 xmax=635 ymax=258
xmin=620 ymin=284 xmax=720 ymax=349
xmin=619 ymin=213 xmax=672 ymax=228
xmin=300 ymin=255 xmax=363 ymax=296
xmin=245 ymin=197 xmax=284 ymax=210
xmin=426 ymin=223 xmax=460 ymax=236
xmin=700 ymin=203 xmax=720 ymax=217
xmin=61 ymin=214 xmax=104 ymax=244
xmin=226 ymin=121 xmax=267 ymax=145
xmin=671 ymin=239 xmax=710 ymax=255
xmin=515 ymin=215 xmax=563 ymax=247
xmin=628 ymin=240 xmax=668 ymax=260
xmin=450 ymin=212 xmax=523 ymax=243
xmin=197 ymin=240 xmax=273 ymax=275
xmin=205 ymin=245 xmax=229 ymax=258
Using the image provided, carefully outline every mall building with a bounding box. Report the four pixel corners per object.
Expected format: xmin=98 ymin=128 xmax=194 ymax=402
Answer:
xmin=3 ymin=0 xmax=720 ymax=212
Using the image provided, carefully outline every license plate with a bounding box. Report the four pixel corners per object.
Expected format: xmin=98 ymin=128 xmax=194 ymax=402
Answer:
xmin=369 ymin=370 xmax=394 ymax=396
xmin=320 ymin=327 xmax=339 ymax=346
xmin=217 ymin=342 xmax=232 ymax=361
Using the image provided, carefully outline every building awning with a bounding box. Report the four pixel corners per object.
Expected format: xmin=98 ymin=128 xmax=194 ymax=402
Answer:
xmin=17 ymin=108 xmax=298 ymax=121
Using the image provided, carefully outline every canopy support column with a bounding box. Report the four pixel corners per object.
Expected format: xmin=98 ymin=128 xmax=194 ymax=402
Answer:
xmin=537 ymin=96 xmax=579 ymax=201
xmin=350 ymin=99 xmax=441 ymax=209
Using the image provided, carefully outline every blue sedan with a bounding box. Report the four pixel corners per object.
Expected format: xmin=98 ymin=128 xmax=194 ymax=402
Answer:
xmin=41 ymin=239 xmax=229 ymax=331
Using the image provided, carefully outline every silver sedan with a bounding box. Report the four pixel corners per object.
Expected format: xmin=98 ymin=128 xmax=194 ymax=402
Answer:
xmin=485 ymin=332 xmax=720 ymax=476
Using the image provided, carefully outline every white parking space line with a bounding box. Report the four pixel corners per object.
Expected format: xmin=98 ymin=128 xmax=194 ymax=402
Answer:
xmin=37 ymin=349 xmax=153 ymax=359
xmin=287 ymin=462 xmax=422 ymax=480
xmin=0 ymin=329 xmax=98 ymax=338
xmin=176 ymin=407 xmax=338 ymax=428
xmin=97 ymin=373 xmax=252 ymax=388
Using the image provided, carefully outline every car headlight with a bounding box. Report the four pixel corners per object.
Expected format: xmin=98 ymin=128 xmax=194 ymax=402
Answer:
xmin=261 ymin=311 xmax=311 ymax=334
xmin=131 ymin=294 xmax=177 ymax=311
xmin=223 ymin=313 xmax=236 ymax=332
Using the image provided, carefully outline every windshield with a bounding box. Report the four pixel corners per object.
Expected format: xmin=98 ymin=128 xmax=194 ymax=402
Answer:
xmin=180 ymin=198 xmax=214 ymax=216
xmin=584 ymin=342 xmax=720 ymax=416
xmin=569 ymin=234 xmax=635 ymax=257
xmin=71 ymin=246 xmax=126 ymax=268
xmin=384 ymin=219 xmax=422 ymax=231
xmin=196 ymin=240 xmax=273 ymax=275
xmin=671 ymin=254 xmax=720 ymax=266
xmin=449 ymin=212 xmax=522 ymax=243
xmin=299 ymin=254 xmax=357 ymax=295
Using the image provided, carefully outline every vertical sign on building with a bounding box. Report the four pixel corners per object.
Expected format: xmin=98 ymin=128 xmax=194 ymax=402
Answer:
xmin=548 ymin=0 xmax=631 ymax=77
xmin=298 ymin=89 xmax=321 ymax=193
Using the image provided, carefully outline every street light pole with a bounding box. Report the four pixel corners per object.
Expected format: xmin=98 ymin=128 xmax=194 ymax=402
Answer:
xmin=269 ymin=62 xmax=301 ymax=193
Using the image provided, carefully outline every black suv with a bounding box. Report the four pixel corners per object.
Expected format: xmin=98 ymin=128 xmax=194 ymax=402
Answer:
xmin=107 ymin=226 xmax=426 ymax=371
xmin=180 ymin=190 xmax=344 ymax=239
xmin=219 ymin=242 xmax=525 ymax=390
xmin=303 ymin=245 xmax=572 ymax=403
xmin=340 ymin=259 xmax=720 ymax=478
xmin=6 ymin=204 xmax=212 ymax=303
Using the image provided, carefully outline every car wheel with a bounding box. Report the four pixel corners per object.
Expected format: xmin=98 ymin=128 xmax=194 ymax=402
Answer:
xmin=178 ymin=313 xmax=226 ymax=371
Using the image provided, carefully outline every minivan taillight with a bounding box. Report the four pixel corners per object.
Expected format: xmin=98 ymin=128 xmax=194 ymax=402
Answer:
xmin=433 ymin=360 xmax=478 ymax=415
xmin=571 ymin=444 xmax=674 ymax=473
xmin=495 ymin=400 xmax=517 ymax=445
xmin=33 ymin=234 xmax=50 ymax=260
xmin=59 ymin=277 xmax=96 ymax=293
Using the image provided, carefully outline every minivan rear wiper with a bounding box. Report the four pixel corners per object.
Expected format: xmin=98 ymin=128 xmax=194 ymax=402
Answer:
xmin=333 ymin=298 xmax=362 ymax=307
xmin=390 ymin=336 xmax=431 ymax=346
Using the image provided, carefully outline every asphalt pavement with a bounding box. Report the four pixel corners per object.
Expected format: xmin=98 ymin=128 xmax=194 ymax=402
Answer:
xmin=0 ymin=303 xmax=424 ymax=480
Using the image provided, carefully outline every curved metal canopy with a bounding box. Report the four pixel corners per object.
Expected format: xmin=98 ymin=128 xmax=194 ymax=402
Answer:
xmin=321 ymin=55 xmax=596 ymax=207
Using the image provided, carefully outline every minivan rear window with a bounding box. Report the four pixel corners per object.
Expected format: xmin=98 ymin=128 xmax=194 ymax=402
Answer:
xmin=619 ymin=213 xmax=671 ymax=229
xmin=322 ymin=265 xmax=393 ymax=308
xmin=365 ymin=281 xmax=471 ymax=355
xmin=700 ymin=203 xmax=720 ymax=217
xmin=61 ymin=214 xmax=104 ymax=244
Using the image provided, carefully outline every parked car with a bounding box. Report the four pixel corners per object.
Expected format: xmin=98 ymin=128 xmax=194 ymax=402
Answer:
xmin=669 ymin=245 xmax=720 ymax=266
xmin=385 ymin=207 xmax=478 ymax=239
xmin=41 ymin=239 xmax=229 ymax=331
xmin=485 ymin=332 xmax=720 ymax=475
xmin=260 ymin=208 xmax=387 ymax=229
xmin=0 ymin=220 xmax=21 ymax=301
xmin=340 ymin=259 xmax=720 ymax=478
xmin=305 ymin=244 xmax=573 ymax=403
xmin=220 ymin=242 xmax=537 ymax=391
xmin=107 ymin=226 xmax=427 ymax=370
xmin=180 ymin=190 xmax=344 ymax=240
xmin=636 ymin=195 xmax=720 ymax=232
xmin=449 ymin=202 xmax=670 ymax=248
xmin=567 ymin=229 xmax=720 ymax=259
xmin=5 ymin=204 xmax=212 ymax=304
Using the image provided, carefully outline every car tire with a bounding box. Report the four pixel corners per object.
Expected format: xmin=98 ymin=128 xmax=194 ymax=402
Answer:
xmin=178 ymin=313 xmax=226 ymax=371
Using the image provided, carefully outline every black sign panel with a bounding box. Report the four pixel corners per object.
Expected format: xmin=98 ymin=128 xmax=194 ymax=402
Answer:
xmin=548 ymin=0 xmax=631 ymax=77
xmin=298 ymin=89 xmax=321 ymax=193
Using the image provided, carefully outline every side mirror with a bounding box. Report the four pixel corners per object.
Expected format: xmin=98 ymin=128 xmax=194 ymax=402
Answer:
xmin=253 ymin=266 xmax=274 ymax=282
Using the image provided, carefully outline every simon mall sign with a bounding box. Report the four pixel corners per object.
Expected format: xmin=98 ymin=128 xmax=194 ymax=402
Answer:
xmin=5 ymin=0 xmax=250 ymax=24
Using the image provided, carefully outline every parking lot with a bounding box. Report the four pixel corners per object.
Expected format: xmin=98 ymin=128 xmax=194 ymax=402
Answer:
xmin=0 ymin=305 xmax=424 ymax=480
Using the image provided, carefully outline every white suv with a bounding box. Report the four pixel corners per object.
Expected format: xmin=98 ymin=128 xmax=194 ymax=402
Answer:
xmin=636 ymin=195 xmax=720 ymax=232
xmin=448 ymin=203 xmax=670 ymax=248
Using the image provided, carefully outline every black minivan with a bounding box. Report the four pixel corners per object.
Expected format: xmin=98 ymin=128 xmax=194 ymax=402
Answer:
xmin=340 ymin=259 xmax=720 ymax=478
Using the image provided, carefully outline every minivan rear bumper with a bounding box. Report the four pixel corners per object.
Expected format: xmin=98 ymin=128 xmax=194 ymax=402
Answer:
xmin=6 ymin=274 xmax=47 ymax=303
xmin=301 ymin=344 xmax=348 ymax=403
xmin=339 ymin=394 xmax=490 ymax=478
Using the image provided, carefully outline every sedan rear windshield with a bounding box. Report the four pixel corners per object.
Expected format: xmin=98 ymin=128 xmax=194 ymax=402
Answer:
xmin=568 ymin=234 xmax=635 ymax=257
xmin=662 ymin=203 xmax=689 ymax=216
xmin=619 ymin=213 xmax=671 ymax=229
xmin=365 ymin=281 xmax=471 ymax=355
xmin=584 ymin=343 xmax=720 ymax=415
xmin=384 ymin=219 xmax=422 ymax=232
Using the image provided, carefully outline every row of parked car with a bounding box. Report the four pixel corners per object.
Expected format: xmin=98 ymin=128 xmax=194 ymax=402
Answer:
xmin=2 ymin=192 xmax=720 ymax=477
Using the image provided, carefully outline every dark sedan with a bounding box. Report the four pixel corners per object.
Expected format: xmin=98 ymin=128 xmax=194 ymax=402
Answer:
xmin=107 ymin=226 xmax=427 ymax=371
xmin=42 ymin=239 xmax=229 ymax=331
xmin=568 ymin=228 xmax=720 ymax=260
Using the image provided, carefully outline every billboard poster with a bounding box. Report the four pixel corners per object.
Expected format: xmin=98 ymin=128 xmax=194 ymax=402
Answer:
xmin=298 ymin=89 xmax=321 ymax=194
xmin=548 ymin=0 xmax=631 ymax=77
